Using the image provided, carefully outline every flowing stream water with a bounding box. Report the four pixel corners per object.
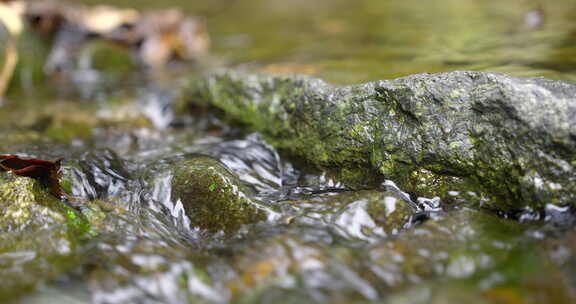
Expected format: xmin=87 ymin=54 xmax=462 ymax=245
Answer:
xmin=2 ymin=0 xmax=576 ymax=303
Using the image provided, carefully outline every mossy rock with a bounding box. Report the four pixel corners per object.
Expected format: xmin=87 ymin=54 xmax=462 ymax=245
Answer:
xmin=171 ymin=156 xmax=267 ymax=234
xmin=0 ymin=173 xmax=93 ymax=301
xmin=184 ymin=70 xmax=576 ymax=211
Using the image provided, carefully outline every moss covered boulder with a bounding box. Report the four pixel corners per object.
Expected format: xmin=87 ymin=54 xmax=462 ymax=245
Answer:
xmin=171 ymin=156 xmax=267 ymax=234
xmin=185 ymin=71 xmax=576 ymax=211
xmin=0 ymin=173 xmax=92 ymax=301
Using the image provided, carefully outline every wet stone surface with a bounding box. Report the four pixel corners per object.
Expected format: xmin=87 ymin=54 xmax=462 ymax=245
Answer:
xmin=171 ymin=155 xmax=268 ymax=234
xmin=185 ymin=70 xmax=576 ymax=211
xmin=1 ymin=128 xmax=576 ymax=303
xmin=1 ymin=72 xmax=576 ymax=302
xmin=0 ymin=173 xmax=89 ymax=301
xmin=2 ymin=0 xmax=576 ymax=302
xmin=281 ymin=189 xmax=417 ymax=242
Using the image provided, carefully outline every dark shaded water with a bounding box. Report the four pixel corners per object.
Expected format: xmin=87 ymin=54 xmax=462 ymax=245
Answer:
xmin=2 ymin=0 xmax=576 ymax=303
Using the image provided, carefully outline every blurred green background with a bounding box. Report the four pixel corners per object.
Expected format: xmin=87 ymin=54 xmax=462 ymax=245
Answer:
xmin=71 ymin=0 xmax=576 ymax=84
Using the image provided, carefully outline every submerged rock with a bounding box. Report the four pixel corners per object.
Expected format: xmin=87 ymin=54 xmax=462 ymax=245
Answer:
xmin=170 ymin=156 xmax=267 ymax=234
xmin=218 ymin=206 xmax=576 ymax=303
xmin=371 ymin=208 xmax=576 ymax=303
xmin=88 ymin=238 xmax=225 ymax=303
xmin=284 ymin=189 xmax=417 ymax=241
xmin=185 ymin=71 xmax=576 ymax=210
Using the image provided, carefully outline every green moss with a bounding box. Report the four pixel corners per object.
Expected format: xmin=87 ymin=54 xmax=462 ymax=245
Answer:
xmin=0 ymin=173 xmax=95 ymax=300
xmin=0 ymin=173 xmax=64 ymax=227
xmin=0 ymin=172 xmax=96 ymax=238
xmin=184 ymin=70 xmax=576 ymax=210
xmin=60 ymin=179 xmax=73 ymax=195
xmin=171 ymin=156 xmax=267 ymax=234
xmin=64 ymin=204 xmax=99 ymax=239
xmin=44 ymin=120 xmax=94 ymax=143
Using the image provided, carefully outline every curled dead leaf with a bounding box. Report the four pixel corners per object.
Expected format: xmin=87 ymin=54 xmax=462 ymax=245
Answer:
xmin=0 ymin=154 xmax=64 ymax=198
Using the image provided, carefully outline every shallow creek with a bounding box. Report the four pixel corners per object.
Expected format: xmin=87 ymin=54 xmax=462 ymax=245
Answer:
xmin=2 ymin=0 xmax=576 ymax=303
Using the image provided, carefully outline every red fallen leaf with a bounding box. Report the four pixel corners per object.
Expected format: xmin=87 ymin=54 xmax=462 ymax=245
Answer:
xmin=0 ymin=154 xmax=64 ymax=198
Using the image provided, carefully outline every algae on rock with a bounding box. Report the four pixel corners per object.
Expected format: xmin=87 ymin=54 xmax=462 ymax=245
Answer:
xmin=0 ymin=173 xmax=92 ymax=300
xmin=171 ymin=156 xmax=267 ymax=233
xmin=184 ymin=71 xmax=576 ymax=210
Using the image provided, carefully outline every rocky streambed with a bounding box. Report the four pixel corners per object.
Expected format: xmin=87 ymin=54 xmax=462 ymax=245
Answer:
xmin=1 ymin=69 xmax=576 ymax=303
